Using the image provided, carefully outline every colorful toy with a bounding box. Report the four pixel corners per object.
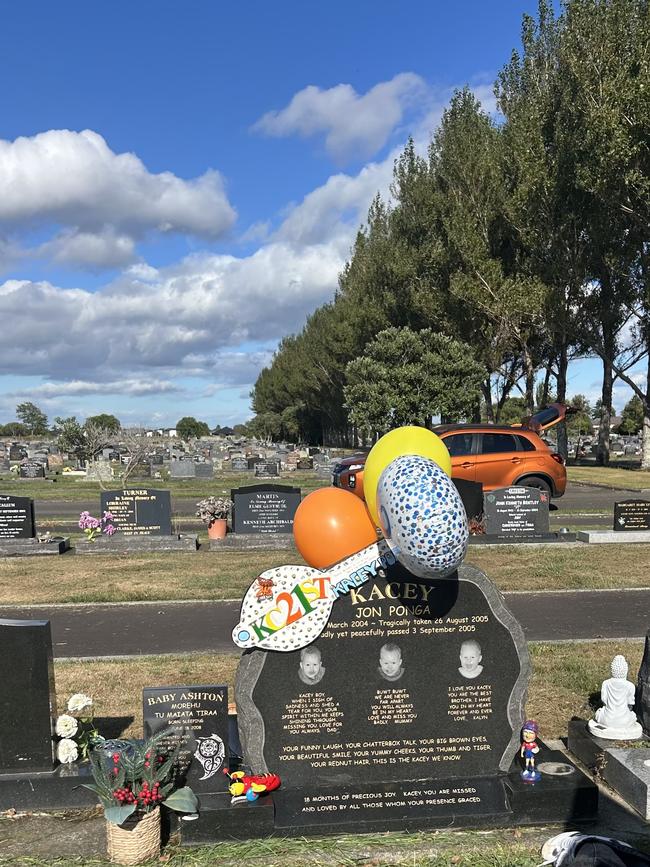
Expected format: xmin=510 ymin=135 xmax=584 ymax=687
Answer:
xmin=223 ymin=769 xmax=281 ymax=803
xmin=520 ymin=719 xmax=541 ymax=781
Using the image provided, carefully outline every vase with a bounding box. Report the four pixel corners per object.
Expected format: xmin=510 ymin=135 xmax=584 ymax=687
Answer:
xmin=207 ymin=518 xmax=227 ymax=539
xmin=106 ymin=806 xmax=160 ymax=865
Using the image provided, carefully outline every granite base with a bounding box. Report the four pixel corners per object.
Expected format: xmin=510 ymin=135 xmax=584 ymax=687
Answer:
xmin=469 ymin=533 xmax=576 ymax=546
xmin=209 ymin=533 xmax=296 ymax=551
xmin=0 ymin=537 xmax=70 ymax=557
xmin=576 ymin=530 xmax=650 ymax=544
xmin=0 ymin=763 xmax=98 ymax=810
xmin=75 ymin=534 xmax=199 ymax=554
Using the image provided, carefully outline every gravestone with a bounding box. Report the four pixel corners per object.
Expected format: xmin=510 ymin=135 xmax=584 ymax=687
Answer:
xmin=452 ymin=479 xmax=483 ymax=523
xmin=100 ymin=489 xmax=172 ymax=536
xmin=19 ymin=461 xmax=45 ymax=479
xmin=143 ymin=685 xmax=229 ymax=793
xmin=231 ymin=484 xmax=301 ymax=535
xmin=0 ymin=458 xmax=10 ymax=473
xmin=150 ymin=454 xmax=164 ymax=466
xmin=0 ymin=619 xmax=56 ymax=773
xmin=483 ymin=487 xmax=549 ymax=539
xmin=235 ymin=561 xmax=529 ymax=831
xmin=131 ymin=462 xmax=152 ymax=479
xmin=0 ymin=495 xmax=35 ymax=539
xmin=195 ymin=462 xmax=214 ymax=479
xmin=230 ymin=457 xmax=249 ymax=472
xmin=636 ymin=632 xmax=650 ymax=735
xmin=171 ymin=461 xmax=196 ymax=479
xmin=9 ymin=446 xmax=23 ymax=461
xmin=254 ymin=460 xmax=280 ymax=478
xmin=297 ymin=458 xmax=313 ymax=470
xmin=86 ymin=461 xmax=113 ymax=482
xmin=247 ymin=457 xmax=261 ymax=470
xmin=47 ymin=454 xmax=64 ymax=472
xmin=614 ymin=499 xmax=650 ymax=532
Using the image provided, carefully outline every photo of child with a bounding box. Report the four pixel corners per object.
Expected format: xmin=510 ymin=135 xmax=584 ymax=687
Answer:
xmin=378 ymin=643 xmax=404 ymax=682
xmin=458 ymin=640 xmax=483 ymax=679
xmin=298 ymin=645 xmax=325 ymax=685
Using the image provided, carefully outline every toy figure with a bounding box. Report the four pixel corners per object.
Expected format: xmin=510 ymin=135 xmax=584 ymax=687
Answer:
xmin=223 ymin=768 xmax=281 ymax=804
xmin=520 ymin=719 xmax=541 ymax=781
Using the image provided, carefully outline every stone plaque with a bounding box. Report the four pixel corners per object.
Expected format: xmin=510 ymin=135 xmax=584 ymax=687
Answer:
xmin=236 ymin=563 xmax=528 ymax=828
xmin=0 ymin=619 xmax=56 ymax=772
xmin=231 ymin=484 xmax=301 ymax=535
xmin=614 ymin=499 xmax=650 ymax=531
xmin=483 ymin=487 xmax=549 ymax=538
xmin=0 ymin=495 xmax=35 ymax=539
xmin=195 ymin=462 xmax=213 ymax=479
xmin=9 ymin=446 xmax=24 ymax=461
xmin=100 ymin=489 xmax=172 ymax=536
xmin=47 ymin=454 xmax=64 ymax=471
xmin=143 ymin=685 xmax=229 ymax=793
xmin=19 ymin=461 xmax=45 ymax=479
xmin=0 ymin=458 xmax=10 ymax=472
xmin=230 ymin=457 xmax=249 ymax=472
xmin=254 ymin=461 xmax=280 ymax=478
xmin=170 ymin=461 xmax=196 ymax=479
xmin=149 ymin=454 xmax=164 ymax=466
xmin=297 ymin=458 xmax=313 ymax=470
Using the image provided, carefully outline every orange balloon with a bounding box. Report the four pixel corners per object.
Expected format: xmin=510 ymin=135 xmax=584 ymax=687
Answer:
xmin=293 ymin=487 xmax=378 ymax=569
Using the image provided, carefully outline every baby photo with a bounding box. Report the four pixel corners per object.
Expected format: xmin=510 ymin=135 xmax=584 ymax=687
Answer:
xmin=298 ymin=645 xmax=325 ymax=685
xmin=378 ymin=642 xmax=405 ymax=682
xmin=458 ymin=640 xmax=483 ymax=679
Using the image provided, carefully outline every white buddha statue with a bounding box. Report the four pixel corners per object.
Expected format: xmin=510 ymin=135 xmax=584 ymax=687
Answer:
xmin=588 ymin=655 xmax=642 ymax=740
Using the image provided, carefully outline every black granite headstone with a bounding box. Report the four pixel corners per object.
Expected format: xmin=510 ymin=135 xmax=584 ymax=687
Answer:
xmin=149 ymin=454 xmax=164 ymax=466
xmin=100 ymin=489 xmax=172 ymax=536
xmin=614 ymin=499 xmax=650 ymax=531
xmin=483 ymin=487 xmax=549 ymax=538
xmin=235 ymin=563 xmax=528 ymax=830
xmin=143 ymin=685 xmax=229 ymax=793
xmin=9 ymin=446 xmax=23 ymax=461
xmin=0 ymin=495 xmax=35 ymax=539
xmin=19 ymin=461 xmax=45 ymax=479
xmin=636 ymin=632 xmax=650 ymax=735
xmin=231 ymin=484 xmax=301 ymax=535
xmin=254 ymin=461 xmax=280 ymax=478
xmin=452 ymin=479 xmax=484 ymax=522
xmin=0 ymin=619 xmax=56 ymax=773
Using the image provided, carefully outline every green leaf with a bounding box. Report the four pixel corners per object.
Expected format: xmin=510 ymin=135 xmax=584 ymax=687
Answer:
xmin=163 ymin=786 xmax=198 ymax=814
xmin=104 ymin=804 xmax=136 ymax=825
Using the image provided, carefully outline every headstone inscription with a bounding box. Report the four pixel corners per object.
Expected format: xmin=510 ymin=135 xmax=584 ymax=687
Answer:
xmin=614 ymin=500 xmax=650 ymax=532
xmin=231 ymin=484 xmax=301 ymax=535
xmin=0 ymin=495 xmax=35 ymax=539
xmin=100 ymin=489 xmax=172 ymax=536
xmin=19 ymin=461 xmax=46 ymax=479
xmin=235 ymin=562 xmax=529 ymax=830
xmin=143 ymin=685 xmax=229 ymax=793
xmin=254 ymin=460 xmax=280 ymax=478
xmin=0 ymin=619 xmax=56 ymax=772
xmin=483 ymin=487 xmax=549 ymax=538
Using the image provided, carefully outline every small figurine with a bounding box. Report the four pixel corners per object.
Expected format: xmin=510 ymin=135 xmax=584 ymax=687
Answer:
xmin=520 ymin=719 xmax=541 ymax=781
xmin=588 ymin=654 xmax=642 ymax=740
xmin=223 ymin=768 xmax=281 ymax=804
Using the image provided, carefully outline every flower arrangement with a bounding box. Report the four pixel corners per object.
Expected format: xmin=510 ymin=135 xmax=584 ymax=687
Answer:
xmin=79 ymin=510 xmax=117 ymax=542
xmin=195 ymin=496 xmax=231 ymax=524
xmin=55 ymin=692 xmax=104 ymax=763
xmin=83 ymin=731 xmax=197 ymax=825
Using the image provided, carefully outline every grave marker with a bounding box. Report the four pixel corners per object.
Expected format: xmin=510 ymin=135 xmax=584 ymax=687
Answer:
xmin=614 ymin=499 xmax=650 ymax=532
xmin=231 ymin=484 xmax=301 ymax=535
xmin=19 ymin=461 xmax=45 ymax=479
xmin=0 ymin=495 xmax=35 ymax=539
xmin=100 ymin=489 xmax=172 ymax=536
xmin=254 ymin=460 xmax=280 ymax=478
xmin=483 ymin=487 xmax=549 ymax=539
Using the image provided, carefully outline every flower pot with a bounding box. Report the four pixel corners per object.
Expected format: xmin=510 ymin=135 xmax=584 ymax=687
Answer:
xmin=207 ymin=518 xmax=227 ymax=539
xmin=106 ymin=806 xmax=160 ymax=865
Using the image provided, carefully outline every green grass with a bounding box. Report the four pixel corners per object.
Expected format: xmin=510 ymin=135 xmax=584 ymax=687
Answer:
xmin=567 ymin=465 xmax=650 ymax=490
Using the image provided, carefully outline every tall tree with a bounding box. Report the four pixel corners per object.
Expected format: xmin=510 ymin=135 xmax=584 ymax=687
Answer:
xmin=16 ymin=402 xmax=48 ymax=435
xmin=86 ymin=414 xmax=121 ymax=434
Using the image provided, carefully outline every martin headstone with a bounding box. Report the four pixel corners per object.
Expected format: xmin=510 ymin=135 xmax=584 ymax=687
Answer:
xmin=483 ymin=487 xmax=549 ymax=539
xmin=235 ymin=561 xmax=529 ymax=831
xmin=614 ymin=499 xmax=650 ymax=532
xmin=19 ymin=461 xmax=45 ymax=479
xmin=0 ymin=619 xmax=56 ymax=772
xmin=143 ymin=685 xmax=229 ymax=793
xmin=231 ymin=484 xmax=301 ymax=535
xmin=254 ymin=461 xmax=280 ymax=478
xmin=100 ymin=489 xmax=172 ymax=536
xmin=0 ymin=495 xmax=35 ymax=539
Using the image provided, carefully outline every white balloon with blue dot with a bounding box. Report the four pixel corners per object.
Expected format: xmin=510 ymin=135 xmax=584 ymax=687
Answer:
xmin=376 ymin=454 xmax=468 ymax=579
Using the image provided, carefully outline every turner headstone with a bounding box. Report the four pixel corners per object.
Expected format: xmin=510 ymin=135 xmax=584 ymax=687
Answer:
xmin=100 ymin=489 xmax=172 ymax=536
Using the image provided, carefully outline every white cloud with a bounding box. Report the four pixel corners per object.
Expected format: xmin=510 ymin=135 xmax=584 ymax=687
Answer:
xmin=253 ymin=73 xmax=427 ymax=161
xmin=11 ymin=379 xmax=181 ymax=398
xmin=0 ymin=129 xmax=236 ymax=268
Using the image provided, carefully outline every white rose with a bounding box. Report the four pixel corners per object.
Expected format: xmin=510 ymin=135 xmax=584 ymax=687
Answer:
xmin=57 ymin=738 xmax=79 ymax=764
xmin=67 ymin=693 xmax=93 ymax=715
xmin=55 ymin=714 xmax=78 ymax=737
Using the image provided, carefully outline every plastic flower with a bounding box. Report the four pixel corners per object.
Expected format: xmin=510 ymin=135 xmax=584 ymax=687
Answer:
xmin=68 ymin=693 xmax=93 ymax=715
xmin=55 ymin=714 xmax=79 ymax=737
xmin=57 ymin=738 xmax=79 ymax=764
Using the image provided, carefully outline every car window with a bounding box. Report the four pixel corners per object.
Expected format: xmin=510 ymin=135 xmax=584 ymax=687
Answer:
xmin=481 ymin=433 xmax=518 ymax=454
xmin=516 ymin=435 xmax=537 ymax=452
xmin=444 ymin=433 xmax=474 ymax=457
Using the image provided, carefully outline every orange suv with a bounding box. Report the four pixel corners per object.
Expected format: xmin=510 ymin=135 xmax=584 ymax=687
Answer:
xmin=332 ymin=405 xmax=567 ymax=499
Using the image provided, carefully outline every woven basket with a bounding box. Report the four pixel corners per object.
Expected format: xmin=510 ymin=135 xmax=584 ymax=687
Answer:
xmin=106 ymin=806 xmax=161 ymax=865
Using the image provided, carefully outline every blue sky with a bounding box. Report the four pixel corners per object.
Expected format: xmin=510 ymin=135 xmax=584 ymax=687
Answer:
xmin=0 ymin=0 xmax=640 ymax=429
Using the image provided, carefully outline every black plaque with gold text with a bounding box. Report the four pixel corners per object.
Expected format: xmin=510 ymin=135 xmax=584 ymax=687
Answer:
xmin=100 ymin=489 xmax=172 ymax=536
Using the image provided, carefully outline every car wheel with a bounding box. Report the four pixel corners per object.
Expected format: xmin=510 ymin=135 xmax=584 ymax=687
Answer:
xmin=519 ymin=476 xmax=552 ymax=496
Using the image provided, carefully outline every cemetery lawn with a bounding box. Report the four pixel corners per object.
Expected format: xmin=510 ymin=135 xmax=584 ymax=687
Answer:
xmin=567 ymin=465 xmax=650 ymax=489
xmin=2 ymin=544 xmax=650 ymax=604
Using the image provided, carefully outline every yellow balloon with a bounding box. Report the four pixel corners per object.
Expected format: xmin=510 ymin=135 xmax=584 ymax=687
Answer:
xmin=364 ymin=426 xmax=452 ymax=526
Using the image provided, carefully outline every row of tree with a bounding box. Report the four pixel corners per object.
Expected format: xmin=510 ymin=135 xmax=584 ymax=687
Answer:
xmin=250 ymin=0 xmax=650 ymax=466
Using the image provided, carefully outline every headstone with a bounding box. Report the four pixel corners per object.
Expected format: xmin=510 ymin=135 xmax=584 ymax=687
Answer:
xmin=150 ymin=454 xmax=164 ymax=466
xmin=195 ymin=462 xmax=213 ymax=479
xmin=254 ymin=461 xmax=280 ymax=478
xmin=47 ymin=454 xmax=64 ymax=472
xmin=297 ymin=458 xmax=313 ymax=470
xmin=0 ymin=458 xmax=10 ymax=473
xmin=131 ymin=462 xmax=152 ymax=479
xmin=143 ymin=685 xmax=229 ymax=793
xmin=247 ymin=457 xmax=260 ymax=470
xmin=230 ymin=457 xmax=249 ymax=472
xmin=0 ymin=619 xmax=56 ymax=772
xmin=452 ymin=479 xmax=484 ymax=523
xmin=614 ymin=499 xmax=650 ymax=532
xmin=483 ymin=487 xmax=549 ymax=538
xmin=19 ymin=461 xmax=45 ymax=479
xmin=86 ymin=461 xmax=113 ymax=482
xmin=0 ymin=495 xmax=35 ymax=539
xmin=637 ymin=633 xmax=650 ymax=735
xmin=171 ymin=461 xmax=196 ymax=479
xmin=100 ymin=489 xmax=172 ymax=536
xmin=9 ymin=446 xmax=23 ymax=461
xmin=235 ymin=561 xmax=529 ymax=830
xmin=231 ymin=484 xmax=301 ymax=535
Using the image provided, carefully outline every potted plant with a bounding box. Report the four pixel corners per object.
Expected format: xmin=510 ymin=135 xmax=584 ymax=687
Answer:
xmin=195 ymin=495 xmax=231 ymax=540
xmin=83 ymin=731 xmax=197 ymax=865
